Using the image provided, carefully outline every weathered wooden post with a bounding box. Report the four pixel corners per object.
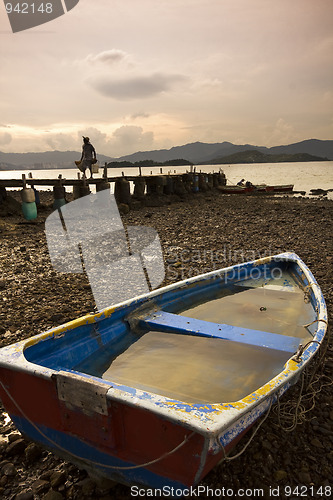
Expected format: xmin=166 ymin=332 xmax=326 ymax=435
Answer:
xmin=53 ymin=175 xmax=66 ymax=209
xmin=192 ymin=173 xmax=199 ymax=192
xmin=207 ymin=173 xmax=214 ymax=190
xmin=218 ymin=169 xmax=227 ymax=186
xmin=182 ymin=173 xmax=193 ymax=193
xmin=198 ymin=173 xmax=207 ymax=192
xmin=164 ymin=175 xmax=174 ymax=195
xmin=73 ymin=173 xmax=81 ymax=200
xmin=156 ymin=175 xmax=166 ymax=195
xmin=28 ymin=172 xmax=40 ymax=205
xmin=133 ymin=177 xmax=146 ymax=200
xmin=173 ymin=175 xmax=186 ymax=196
xmin=79 ymin=175 xmax=91 ymax=198
xmin=146 ymin=176 xmax=157 ymax=196
xmin=212 ymin=173 xmax=219 ymax=188
xmin=0 ymin=186 xmax=7 ymax=204
xmin=96 ymin=163 xmax=110 ymax=192
xmin=115 ymin=177 xmax=131 ymax=205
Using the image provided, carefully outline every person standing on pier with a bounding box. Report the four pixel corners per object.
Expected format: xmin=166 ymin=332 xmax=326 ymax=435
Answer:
xmin=80 ymin=136 xmax=97 ymax=179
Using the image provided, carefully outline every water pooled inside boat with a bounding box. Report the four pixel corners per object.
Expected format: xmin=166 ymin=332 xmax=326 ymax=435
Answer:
xmin=72 ymin=265 xmax=316 ymax=404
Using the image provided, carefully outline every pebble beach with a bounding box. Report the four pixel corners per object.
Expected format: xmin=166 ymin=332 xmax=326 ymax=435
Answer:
xmin=0 ymin=189 xmax=332 ymax=499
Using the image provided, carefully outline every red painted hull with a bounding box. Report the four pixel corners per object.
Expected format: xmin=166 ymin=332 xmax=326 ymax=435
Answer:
xmin=0 ymin=366 xmax=251 ymax=489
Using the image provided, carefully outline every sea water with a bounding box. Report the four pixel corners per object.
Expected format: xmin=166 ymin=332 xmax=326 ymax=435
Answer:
xmin=2 ymin=161 xmax=333 ymax=197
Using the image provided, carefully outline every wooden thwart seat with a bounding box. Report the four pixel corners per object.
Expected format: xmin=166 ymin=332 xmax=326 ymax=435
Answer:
xmin=139 ymin=311 xmax=300 ymax=354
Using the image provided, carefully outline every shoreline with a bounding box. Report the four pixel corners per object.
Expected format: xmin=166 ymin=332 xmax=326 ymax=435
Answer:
xmin=0 ymin=192 xmax=332 ymax=498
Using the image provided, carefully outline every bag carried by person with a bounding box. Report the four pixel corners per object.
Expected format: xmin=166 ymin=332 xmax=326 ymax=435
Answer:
xmin=75 ymin=160 xmax=84 ymax=172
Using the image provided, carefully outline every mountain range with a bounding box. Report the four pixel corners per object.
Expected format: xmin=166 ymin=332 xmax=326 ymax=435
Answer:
xmin=117 ymin=139 xmax=333 ymax=165
xmin=0 ymin=139 xmax=332 ymax=170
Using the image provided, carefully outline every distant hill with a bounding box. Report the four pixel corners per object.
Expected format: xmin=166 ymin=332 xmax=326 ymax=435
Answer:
xmin=107 ymin=158 xmax=192 ymax=168
xmin=268 ymin=139 xmax=333 ymax=159
xmin=116 ymin=141 xmax=264 ymax=165
xmin=205 ymin=149 xmax=328 ymax=165
xmin=115 ymin=139 xmax=333 ymax=164
xmin=0 ymin=139 xmax=332 ymax=170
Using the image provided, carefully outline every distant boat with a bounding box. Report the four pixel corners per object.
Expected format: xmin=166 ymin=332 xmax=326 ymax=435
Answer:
xmin=218 ymin=184 xmax=294 ymax=194
xmin=0 ymin=253 xmax=327 ymax=491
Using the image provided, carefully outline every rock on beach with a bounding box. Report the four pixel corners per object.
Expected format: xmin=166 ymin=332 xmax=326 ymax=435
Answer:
xmin=0 ymin=190 xmax=332 ymax=499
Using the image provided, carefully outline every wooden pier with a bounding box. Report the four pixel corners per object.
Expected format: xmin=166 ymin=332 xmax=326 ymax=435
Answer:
xmin=0 ymin=168 xmax=228 ymax=220
xmin=0 ymin=176 xmax=139 ymax=189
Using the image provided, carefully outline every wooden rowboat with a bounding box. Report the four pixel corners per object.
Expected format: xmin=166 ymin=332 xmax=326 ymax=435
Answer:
xmin=218 ymin=184 xmax=294 ymax=194
xmin=217 ymin=185 xmax=253 ymax=194
xmin=256 ymin=184 xmax=294 ymax=193
xmin=0 ymin=253 xmax=327 ymax=492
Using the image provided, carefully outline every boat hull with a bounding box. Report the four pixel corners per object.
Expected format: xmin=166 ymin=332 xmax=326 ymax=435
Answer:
xmin=218 ymin=184 xmax=294 ymax=194
xmin=0 ymin=253 xmax=327 ymax=491
xmin=0 ymin=364 xmax=254 ymax=490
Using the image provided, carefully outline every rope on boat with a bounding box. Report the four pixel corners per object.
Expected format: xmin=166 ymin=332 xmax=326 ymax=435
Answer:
xmin=273 ymin=325 xmax=332 ymax=432
xmin=225 ymin=177 xmax=238 ymax=187
xmin=275 ymin=371 xmax=305 ymax=432
xmin=302 ymin=318 xmax=328 ymax=329
xmin=0 ymin=380 xmax=195 ymax=471
xmin=218 ymin=398 xmax=273 ymax=462
xmin=306 ymin=320 xmax=331 ymax=386
xmin=274 ymin=369 xmax=333 ymax=432
xmin=218 ymin=321 xmax=331 ymax=453
xmin=85 ymin=432 xmax=196 ymax=471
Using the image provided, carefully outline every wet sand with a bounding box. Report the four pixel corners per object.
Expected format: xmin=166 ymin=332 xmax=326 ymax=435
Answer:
xmin=0 ymin=190 xmax=332 ymax=498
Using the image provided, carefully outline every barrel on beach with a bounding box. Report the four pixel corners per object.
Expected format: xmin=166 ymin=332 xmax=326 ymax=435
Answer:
xmin=20 ymin=188 xmax=37 ymax=220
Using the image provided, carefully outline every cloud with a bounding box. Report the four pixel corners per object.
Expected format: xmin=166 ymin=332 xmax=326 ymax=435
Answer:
xmin=45 ymin=133 xmax=78 ymax=151
xmin=88 ymin=73 xmax=188 ymax=100
xmin=77 ymin=127 xmax=109 ymax=152
xmin=0 ymin=132 xmax=12 ymax=146
xmin=113 ymin=125 xmax=153 ymax=144
xmin=131 ymin=112 xmax=150 ymax=120
xmin=264 ymin=119 xmax=298 ymax=146
xmin=76 ymin=126 xmax=155 ymax=157
xmin=85 ymin=49 xmax=129 ymax=65
xmin=109 ymin=126 xmax=154 ymax=156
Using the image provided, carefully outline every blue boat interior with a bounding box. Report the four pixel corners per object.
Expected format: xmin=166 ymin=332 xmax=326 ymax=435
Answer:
xmin=23 ymin=259 xmax=318 ymax=403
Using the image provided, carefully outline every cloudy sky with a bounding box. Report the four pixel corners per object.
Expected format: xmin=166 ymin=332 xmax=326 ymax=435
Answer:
xmin=0 ymin=0 xmax=332 ymax=157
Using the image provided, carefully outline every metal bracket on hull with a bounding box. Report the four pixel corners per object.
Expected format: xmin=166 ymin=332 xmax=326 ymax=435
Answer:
xmin=55 ymin=371 xmax=109 ymax=416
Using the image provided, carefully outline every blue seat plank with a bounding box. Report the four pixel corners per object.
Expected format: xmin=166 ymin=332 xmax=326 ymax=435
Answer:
xmin=139 ymin=311 xmax=300 ymax=353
